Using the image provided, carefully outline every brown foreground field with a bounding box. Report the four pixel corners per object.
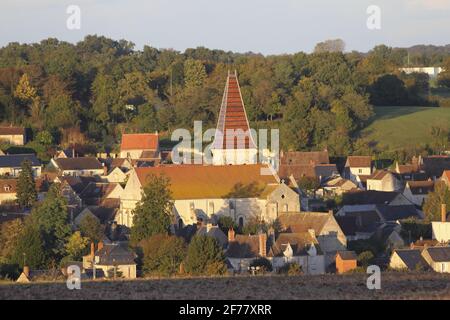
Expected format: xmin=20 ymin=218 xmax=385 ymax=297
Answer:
xmin=1 ymin=272 xmax=450 ymax=300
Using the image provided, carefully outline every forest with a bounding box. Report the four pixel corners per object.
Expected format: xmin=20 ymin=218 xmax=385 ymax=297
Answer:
xmin=0 ymin=36 xmax=449 ymax=161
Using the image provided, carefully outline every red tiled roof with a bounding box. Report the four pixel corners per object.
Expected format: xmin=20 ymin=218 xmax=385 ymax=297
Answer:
xmin=346 ymin=156 xmax=372 ymax=168
xmin=213 ymin=72 xmax=255 ymax=150
xmin=280 ymin=151 xmax=329 ymax=165
xmin=120 ymin=133 xmax=159 ymax=151
xmin=0 ymin=127 xmax=25 ymax=135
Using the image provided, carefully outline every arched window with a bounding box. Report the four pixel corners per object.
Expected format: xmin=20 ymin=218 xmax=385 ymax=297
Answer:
xmin=283 ymin=204 xmax=288 ymax=212
xmin=209 ymin=202 xmax=215 ymax=214
xmin=238 ymin=217 xmax=244 ymax=229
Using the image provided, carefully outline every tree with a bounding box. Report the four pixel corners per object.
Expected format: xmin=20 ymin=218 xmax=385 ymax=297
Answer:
xmin=141 ymin=234 xmax=186 ymax=276
xmin=314 ymin=39 xmax=346 ymax=53
xmin=31 ymin=184 xmax=72 ymax=261
xmin=423 ymin=181 xmax=450 ymax=222
xmin=184 ymin=235 xmax=226 ymax=276
xmin=130 ymin=174 xmax=173 ymax=244
xmin=217 ymin=216 xmax=237 ymax=235
xmin=11 ymin=224 xmax=47 ymax=268
xmin=183 ymin=59 xmax=207 ymax=90
xmin=249 ymin=257 xmax=273 ymax=273
xmin=438 ymin=57 xmax=450 ymax=88
xmin=14 ymin=73 xmax=37 ymax=104
xmin=65 ymin=231 xmax=89 ymax=261
xmin=0 ymin=218 xmax=24 ymax=262
xmin=16 ymin=160 xmax=37 ymax=209
xmin=79 ymin=215 xmax=104 ymax=243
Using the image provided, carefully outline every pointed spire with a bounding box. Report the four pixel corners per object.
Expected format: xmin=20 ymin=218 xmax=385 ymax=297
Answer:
xmin=213 ymin=72 xmax=256 ymax=150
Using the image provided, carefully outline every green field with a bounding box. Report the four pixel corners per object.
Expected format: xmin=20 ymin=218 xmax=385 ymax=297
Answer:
xmin=361 ymin=106 xmax=450 ymax=151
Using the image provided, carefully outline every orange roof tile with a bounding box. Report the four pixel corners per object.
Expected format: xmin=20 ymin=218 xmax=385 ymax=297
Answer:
xmin=135 ymin=164 xmax=278 ymax=199
xmin=120 ymin=133 xmax=159 ymax=151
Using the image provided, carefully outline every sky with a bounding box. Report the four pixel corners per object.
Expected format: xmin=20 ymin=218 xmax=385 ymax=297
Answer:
xmin=0 ymin=0 xmax=449 ymax=54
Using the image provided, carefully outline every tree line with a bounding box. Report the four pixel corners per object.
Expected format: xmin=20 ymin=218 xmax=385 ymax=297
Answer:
xmin=0 ymin=36 xmax=449 ymax=158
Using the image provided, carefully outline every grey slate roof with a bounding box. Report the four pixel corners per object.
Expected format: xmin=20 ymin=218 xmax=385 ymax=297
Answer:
xmin=0 ymin=154 xmax=40 ymax=168
xmin=425 ymin=247 xmax=450 ymax=262
xmin=54 ymin=157 xmax=103 ymax=171
xmin=95 ymin=243 xmax=136 ymax=265
xmin=394 ymin=249 xmax=429 ymax=270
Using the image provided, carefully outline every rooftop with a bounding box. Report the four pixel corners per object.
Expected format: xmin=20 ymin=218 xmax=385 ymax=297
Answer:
xmin=120 ymin=133 xmax=159 ymax=151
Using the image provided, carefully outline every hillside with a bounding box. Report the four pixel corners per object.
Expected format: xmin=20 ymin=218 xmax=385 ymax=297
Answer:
xmin=1 ymin=272 xmax=450 ymax=300
xmin=361 ymin=106 xmax=450 ymax=151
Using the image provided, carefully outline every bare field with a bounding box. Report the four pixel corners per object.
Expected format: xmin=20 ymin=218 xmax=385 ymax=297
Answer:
xmin=1 ymin=272 xmax=450 ymax=300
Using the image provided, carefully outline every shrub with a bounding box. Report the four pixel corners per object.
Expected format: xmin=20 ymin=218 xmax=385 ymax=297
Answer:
xmin=141 ymin=234 xmax=186 ymax=277
xmin=357 ymin=251 xmax=375 ymax=268
xmin=184 ymin=235 xmax=226 ymax=276
xmin=278 ymin=262 xmax=303 ymax=275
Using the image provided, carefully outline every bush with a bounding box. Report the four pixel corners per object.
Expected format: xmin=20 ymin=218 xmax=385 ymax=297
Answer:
xmin=357 ymin=251 xmax=375 ymax=267
xmin=184 ymin=235 xmax=226 ymax=276
xmin=141 ymin=234 xmax=186 ymax=277
xmin=278 ymin=262 xmax=303 ymax=275
xmin=249 ymin=257 xmax=273 ymax=273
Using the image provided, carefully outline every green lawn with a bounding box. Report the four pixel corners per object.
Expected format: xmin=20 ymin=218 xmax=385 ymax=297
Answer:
xmin=361 ymin=106 xmax=450 ymax=151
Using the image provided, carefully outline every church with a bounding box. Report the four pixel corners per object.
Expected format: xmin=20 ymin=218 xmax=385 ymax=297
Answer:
xmin=117 ymin=72 xmax=300 ymax=228
xmin=211 ymin=70 xmax=258 ymax=165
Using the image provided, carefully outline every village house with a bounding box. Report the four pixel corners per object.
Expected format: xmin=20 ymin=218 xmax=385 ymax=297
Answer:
xmin=225 ymin=228 xmax=325 ymax=274
xmin=389 ymin=248 xmax=429 ymax=271
xmin=78 ymin=182 xmax=123 ymax=206
xmin=0 ymin=126 xmax=25 ymax=145
xmin=403 ymin=180 xmax=434 ymax=206
xmin=0 ymin=154 xmax=41 ymax=177
xmin=118 ymin=164 xmax=300 ymax=229
xmin=83 ymin=242 xmax=137 ymax=279
xmin=278 ymin=150 xmax=338 ymax=184
xmin=366 ymin=170 xmax=402 ymax=192
xmin=335 ymin=251 xmax=357 ymax=274
xmin=119 ymin=133 xmax=160 ymax=161
xmin=268 ymin=231 xmax=325 ymax=274
xmin=420 ymin=155 xmax=450 ymax=180
xmin=431 ymin=204 xmax=450 ymax=243
xmin=74 ymin=200 xmax=119 ymax=227
xmin=0 ymin=179 xmax=17 ymax=204
xmin=0 ymin=178 xmax=48 ymax=205
xmin=320 ymin=176 xmax=358 ymax=197
xmin=277 ymin=212 xmax=347 ymax=268
xmin=336 ymin=203 xmax=423 ymax=241
xmin=101 ymin=166 xmax=129 ymax=183
xmin=196 ymin=223 xmax=228 ymax=249
xmin=394 ymin=159 xmax=425 ymax=181
xmin=343 ymin=156 xmax=372 ymax=187
xmin=49 ymin=157 xmax=105 ymax=177
xmin=421 ymin=246 xmax=450 ymax=273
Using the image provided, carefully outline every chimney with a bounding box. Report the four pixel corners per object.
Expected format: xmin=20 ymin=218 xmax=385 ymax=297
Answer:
xmin=90 ymin=242 xmax=95 ymax=258
xmin=23 ymin=266 xmax=30 ymax=278
xmin=228 ymin=228 xmax=235 ymax=242
xmin=308 ymin=229 xmax=316 ymax=238
xmin=97 ymin=241 xmax=104 ymax=251
xmin=259 ymin=232 xmax=267 ymax=257
xmin=328 ymin=209 xmax=333 ymax=216
xmin=442 ymin=203 xmax=447 ymax=223
xmin=206 ymin=223 xmax=213 ymax=232
xmin=102 ymin=162 xmax=107 ymax=175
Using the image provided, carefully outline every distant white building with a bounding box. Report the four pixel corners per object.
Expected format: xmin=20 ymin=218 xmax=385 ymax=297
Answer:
xmin=399 ymin=67 xmax=443 ymax=79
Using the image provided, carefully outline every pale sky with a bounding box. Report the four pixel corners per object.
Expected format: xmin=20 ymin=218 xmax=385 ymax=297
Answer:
xmin=0 ymin=0 xmax=449 ymax=54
